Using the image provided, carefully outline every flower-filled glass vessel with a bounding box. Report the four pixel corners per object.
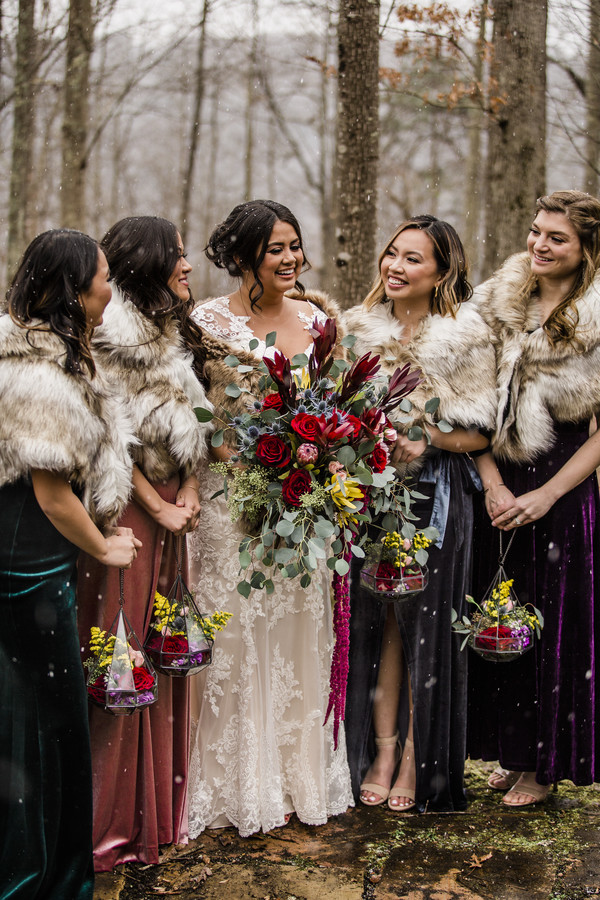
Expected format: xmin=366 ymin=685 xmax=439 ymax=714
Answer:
xmin=452 ymin=533 xmax=543 ymax=662
xmin=84 ymin=572 xmax=158 ymax=715
xmin=144 ymin=539 xmax=231 ymax=677
xmin=359 ymin=530 xmax=431 ymax=602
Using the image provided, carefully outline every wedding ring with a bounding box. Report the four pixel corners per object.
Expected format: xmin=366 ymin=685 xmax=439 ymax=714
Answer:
xmin=514 ymin=516 xmax=521 ymax=525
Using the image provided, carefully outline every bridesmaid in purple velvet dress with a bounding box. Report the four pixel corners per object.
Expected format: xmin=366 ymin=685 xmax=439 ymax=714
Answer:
xmin=468 ymin=190 xmax=600 ymax=807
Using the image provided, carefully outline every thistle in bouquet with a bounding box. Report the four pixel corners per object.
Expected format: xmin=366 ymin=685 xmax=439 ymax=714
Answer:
xmin=196 ymin=316 xmax=424 ymax=599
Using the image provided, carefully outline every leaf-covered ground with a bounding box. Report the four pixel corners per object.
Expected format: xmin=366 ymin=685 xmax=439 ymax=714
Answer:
xmin=94 ymin=762 xmax=600 ymax=900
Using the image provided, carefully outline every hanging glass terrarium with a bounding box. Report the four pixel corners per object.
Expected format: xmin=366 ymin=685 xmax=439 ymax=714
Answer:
xmin=453 ymin=532 xmax=543 ymax=662
xmin=360 ymin=530 xmax=429 ymax=602
xmin=144 ymin=537 xmax=214 ymax=677
xmin=85 ymin=571 xmax=158 ymax=715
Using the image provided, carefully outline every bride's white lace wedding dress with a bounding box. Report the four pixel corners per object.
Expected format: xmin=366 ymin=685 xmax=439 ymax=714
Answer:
xmin=187 ymin=296 xmax=353 ymax=837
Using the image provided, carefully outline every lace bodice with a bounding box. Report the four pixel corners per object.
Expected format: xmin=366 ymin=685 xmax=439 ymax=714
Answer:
xmin=192 ymin=295 xmax=328 ymax=359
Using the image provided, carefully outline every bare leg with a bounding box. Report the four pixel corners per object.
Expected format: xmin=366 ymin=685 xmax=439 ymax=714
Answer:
xmin=360 ymin=606 xmax=402 ymax=804
xmin=388 ymin=683 xmax=416 ymax=811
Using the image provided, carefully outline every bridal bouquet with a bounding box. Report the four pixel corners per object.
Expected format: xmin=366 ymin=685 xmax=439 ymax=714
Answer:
xmin=197 ymin=317 xmax=423 ymax=598
xmin=195 ymin=316 xmax=425 ymax=745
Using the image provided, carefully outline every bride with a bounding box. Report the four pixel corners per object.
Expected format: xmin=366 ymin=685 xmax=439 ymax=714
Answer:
xmin=187 ymin=199 xmax=354 ymax=836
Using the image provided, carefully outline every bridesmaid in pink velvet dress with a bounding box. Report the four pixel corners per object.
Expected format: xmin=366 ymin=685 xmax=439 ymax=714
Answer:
xmin=77 ymin=217 xmax=212 ymax=871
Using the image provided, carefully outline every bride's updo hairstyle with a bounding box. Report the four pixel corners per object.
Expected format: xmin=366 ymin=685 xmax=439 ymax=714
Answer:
xmin=205 ymin=199 xmax=311 ymax=310
xmin=363 ymin=214 xmax=472 ymax=318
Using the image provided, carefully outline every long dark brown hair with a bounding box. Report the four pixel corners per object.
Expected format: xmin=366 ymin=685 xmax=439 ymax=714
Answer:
xmin=101 ymin=216 xmax=208 ymax=385
xmin=7 ymin=228 xmax=100 ymax=376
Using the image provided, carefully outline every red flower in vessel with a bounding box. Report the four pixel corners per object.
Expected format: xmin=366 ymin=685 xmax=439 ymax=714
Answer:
xmin=132 ymin=666 xmax=155 ymax=689
xmin=162 ymin=635 xmax=189 ymax=654
xmin=282 ymin=469 xmax=313 ymax=506
xmin=88 ymin=677 xmax=107 ymax=703
xmin=474 ymin=624 xmax=516 ymax=651
xmin=255 ymin=434 xmax=291 ymax=468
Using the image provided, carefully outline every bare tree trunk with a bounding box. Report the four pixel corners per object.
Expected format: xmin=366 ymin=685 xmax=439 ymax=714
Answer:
xmin=7 ymin=0 xmax=37 ymax=274
xmin=483 ymin=0 xmax=547 ymax=276
xmin=244 ymin=0 xmax=258 ymax=201
xmin=319 ymin=9 xmax=337 ymax=293
xmin=333 ymin=0 xmax=380 ymax=308
xmin=585 ymin=0 xmax=600 ymax=195
xmin=61 ymin=0 xmax=93 ymax=229
xmin=464 ymin=0 xmax=488 ymax=280
xmin=180 ymin=0 xmax=210 ymax=244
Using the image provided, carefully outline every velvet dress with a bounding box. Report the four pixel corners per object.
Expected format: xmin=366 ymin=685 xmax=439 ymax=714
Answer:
xmin=342 ymin=299 xmax=497 ymax=811
xmin=0 ymin=480 xmax=94 ymax=899
xmin=468 ymin=421 xmax=600 ymax=784
xmin=346 ymin=453 xmax=475 ymax=811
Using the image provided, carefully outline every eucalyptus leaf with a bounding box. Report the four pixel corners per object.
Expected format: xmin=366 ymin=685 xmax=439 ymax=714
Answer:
xmin=331 ymin=538 xmax=343 ymax=554
xmin=437 ymin=419 xmax=453 ymax=433
xmin=275 ymin=519 xmax=294 ymax=537
xmin=326 ymin=557 xmax=337 ymax=570
xmin=194 ymin=406 xmax=214 ymax=422
xmin=290 ymin=352 xmax=309 ymax=368
xmin=340 ymin=334 xmax=357 ymax=348
xmin=399 ymin=398 xmax=413 ymax=413
xmin=424 ymin=397 xmax=440 ymax=414
xmin=224 ymin=354 xmax=240 ymax=367
xmin=264 ymin=579 xmax=275 ymax=595
xmin=225 ymin=383 xmax=242 ymax=398
xmin=350 ymin=544 xmax=365 ymax=558
xmin=314 ymin=519 xmax=335 ymax=539
xmin=275 ymin=547 xmax=295 ymax=564
xmin=407 ymin=425 xmax=423 ymax=442
xmin=415 ymin=548 xmax=428 ymax=565
xmin=300 ymin=573 xmax=312 ymax=589
xmin=382 ymin=512 xmax=398 ymax=532
xmin=237 ymin=364 xmax=254 ymax=374
xmin=307 ymin=538 xmax=326 ymax=559
xmin=250 ymin=571 xmax=265 ymax=589
xmin=265 ymin=331 xmax=277 ymax=348
xmin=334 ymin=558 xmax=350 ymax=576
xmin=249 ymin=338 xmax=259 ymax=351
xmin=337 ymin=445 xmax=356 ymax=466
xmin=239 ymin=549 xmax=252 ymax=568
xmin=237 ymin=580 xmax=252 ymax=598
xmin=211 ymin=429 xmax=224 ymax=448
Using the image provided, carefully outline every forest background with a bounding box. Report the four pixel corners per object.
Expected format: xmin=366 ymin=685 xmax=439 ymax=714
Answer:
xmin=2 ymin=0 xmax=598 ymax=307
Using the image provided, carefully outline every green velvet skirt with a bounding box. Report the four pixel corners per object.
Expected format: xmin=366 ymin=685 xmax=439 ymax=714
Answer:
xmin=0 ymin=479 xmax=94 ymax=899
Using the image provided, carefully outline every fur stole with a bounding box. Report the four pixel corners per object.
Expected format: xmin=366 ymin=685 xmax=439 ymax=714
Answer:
xmin=92 ymin=289 xmax=212 ymax=481
xmin=474 ymin=253 xmax=600 ymax=463
xmin=196 ymin=290 xmax=346 ymax=432
xmin=0 ymin=316 xmax=133 ymax=525
xmin=343 ymin=299 xmax=497 ymax=433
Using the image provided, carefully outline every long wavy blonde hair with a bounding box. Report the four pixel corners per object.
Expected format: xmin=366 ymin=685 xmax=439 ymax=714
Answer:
xmin=521 ymin=190 xmax=600 ymax=345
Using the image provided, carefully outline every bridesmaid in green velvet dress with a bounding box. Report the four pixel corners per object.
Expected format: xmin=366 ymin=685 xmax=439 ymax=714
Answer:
xmin=0 ymin=230 xmax=140 ymax=899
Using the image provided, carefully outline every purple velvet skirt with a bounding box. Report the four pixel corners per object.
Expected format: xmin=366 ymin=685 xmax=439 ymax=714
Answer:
xmin=468 ymin=421 xmax=600 ymax=785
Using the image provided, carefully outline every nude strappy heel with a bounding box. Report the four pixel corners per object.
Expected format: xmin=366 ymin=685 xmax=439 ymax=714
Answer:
xmin=359 ymin=733 xmax=400 ymax=807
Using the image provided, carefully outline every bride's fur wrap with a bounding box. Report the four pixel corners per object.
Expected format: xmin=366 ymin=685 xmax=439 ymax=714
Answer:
xmin=197 ymin=291 xmax=346 ymax=446
xmin=0 ymin=315 xmax=133 ymax=526
xmin=343 ymin=298 xmax=497 ymax=437
xmin=474 ymin=252 xmax=600 ymax=464
xmin=92 ymin=288 xmax=212 ymax=481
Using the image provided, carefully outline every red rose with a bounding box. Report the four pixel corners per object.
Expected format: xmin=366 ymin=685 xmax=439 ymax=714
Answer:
xmin=132 ymin=666 xmax=155 ymax=690
xmin=375 ymin=561 xmax=399 ymax=589
xmin=262 ymin=393 xmax=283 ymax=411
xmin=369 ymin=442 xmax=389 ymax=473
xmin=161 ymin=635 xmax=189 ymax=654
xmin=255 ymin=434 xmax=291 ymax=468
xmin=473 ymin=625 xmax=515 ymax=651
xmin=87 ymin=677 xmax=107 ymax=703
xmin=291 ymin=413 xmax=324 ymax=442
xmin=282 ymin=469 xmax=313 ymax=507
